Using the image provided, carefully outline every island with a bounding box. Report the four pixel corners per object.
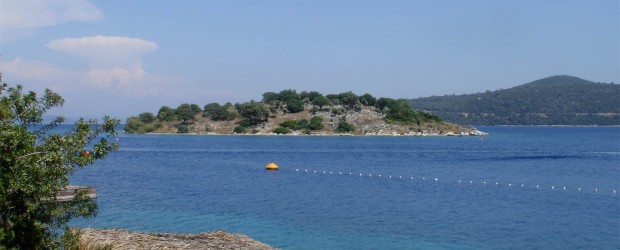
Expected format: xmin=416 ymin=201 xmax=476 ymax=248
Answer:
xmin=125 ymin=90 xmax=485 ymax=136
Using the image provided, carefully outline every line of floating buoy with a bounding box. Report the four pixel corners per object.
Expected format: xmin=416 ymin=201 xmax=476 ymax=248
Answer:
xmin=293 ymin=168 xmax=617 ymax=196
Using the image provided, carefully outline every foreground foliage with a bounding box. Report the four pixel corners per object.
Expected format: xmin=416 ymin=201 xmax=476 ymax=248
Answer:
xmin=0 ymin=82 xmax=119 ymax=249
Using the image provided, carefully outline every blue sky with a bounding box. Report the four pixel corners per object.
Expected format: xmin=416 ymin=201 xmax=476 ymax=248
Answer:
xmin=1 ymin=0 xmax=618 ymax=120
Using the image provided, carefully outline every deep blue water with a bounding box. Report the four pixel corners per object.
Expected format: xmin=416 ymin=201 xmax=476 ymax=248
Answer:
xmin=70 ymin=126 xmax=620 ymax=249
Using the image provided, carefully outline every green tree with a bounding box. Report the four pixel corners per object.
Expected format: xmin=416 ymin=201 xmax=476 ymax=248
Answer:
xmin=176 ymin=103 xmax=196 ymax=123
xmin=203 ymin=102 xmax=221 ymax=116
xmin=375 ymin=97 xmax=393 ymax=110
xmin=286 ymin=98 xmax=304 ymax=113
xmin=157 ymin=106 xmax=176 ymax=121
xmin=311 ymin=95 xmax=332 ymax=109
xmin=0 ymin=83 xmax=119 ymax=249
xmin=305 ymin=91 xmax=323 ymax=102
xmin=337 ymin=91 xmax=359 ymax=109
xmin=360 ymin=93 xmax=376 ymax=106
xmin=325 ymin=94 xmax=340 ymax=105
xmin=237 ymin=101 xmax=270 ymax=125
xmin=138 ymin=112 xmax=155 ymax=123
xmin=190 ymin=104 xmax=202 ymax=115
xmin=278 ymin=89 xmax=299 ymax=102
xmin=261 ymin=92 xmax=279 ymax=103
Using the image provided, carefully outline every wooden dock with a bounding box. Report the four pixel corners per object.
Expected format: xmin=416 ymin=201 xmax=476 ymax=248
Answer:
xmin=56 ymin=185 xmax=96 ymax=202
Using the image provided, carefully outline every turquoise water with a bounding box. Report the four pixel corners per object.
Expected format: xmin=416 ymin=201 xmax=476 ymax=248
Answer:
xmin=70 ymin=126 xmax=620 ymax=249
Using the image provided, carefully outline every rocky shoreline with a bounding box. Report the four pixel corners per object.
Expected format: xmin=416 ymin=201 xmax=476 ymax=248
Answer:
xmin=146 ymin=129 xmax=488 ymax=137
xmin=74 ymin=228 xmax=276 ymax=250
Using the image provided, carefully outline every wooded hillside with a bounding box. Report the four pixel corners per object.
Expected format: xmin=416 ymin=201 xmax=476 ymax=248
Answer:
xmin=407 ymin=76 xmax=620 ymax=125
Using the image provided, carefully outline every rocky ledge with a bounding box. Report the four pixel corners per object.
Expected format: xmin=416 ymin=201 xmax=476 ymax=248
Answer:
xmin=75 ymin=228 xmax=276 ymax=250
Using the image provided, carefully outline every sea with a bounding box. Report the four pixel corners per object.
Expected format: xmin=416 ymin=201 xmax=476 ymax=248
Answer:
xmin=69 ymin=126 xmax=620 ymax=249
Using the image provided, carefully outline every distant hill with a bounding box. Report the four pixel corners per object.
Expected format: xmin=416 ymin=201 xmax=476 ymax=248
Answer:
xmin=407 ymin=75 xmax=620 ymax=125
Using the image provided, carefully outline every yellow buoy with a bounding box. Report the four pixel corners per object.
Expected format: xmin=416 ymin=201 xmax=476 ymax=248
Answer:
xmin=265 ymin=162 xmax=279 ymax=170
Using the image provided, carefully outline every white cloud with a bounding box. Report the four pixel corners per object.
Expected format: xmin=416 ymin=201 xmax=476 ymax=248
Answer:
xmin=0 ymin=0 xmax=102 ymax=40
xmin=47 ymin=35 xmax=158 ymax=66
xmin=47 ymin=35 xmax=159 ymax=56
xmin=83 ymin=64 xmax=172 ymax=96
xmin=0 ymin=57 xmax=180 ymax=97
xmin=0 ymin=57 xmax=78 ymax=91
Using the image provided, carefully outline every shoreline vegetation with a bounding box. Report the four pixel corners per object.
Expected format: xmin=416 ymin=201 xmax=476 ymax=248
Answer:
xmin=69 ymin=228 xmax=276 ymax=250
xmin=125 ymin=90 xmax=486 ymax=136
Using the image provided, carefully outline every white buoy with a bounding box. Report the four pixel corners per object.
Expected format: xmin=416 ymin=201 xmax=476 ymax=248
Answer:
xmin=595 ymin=188 xmax=598 ymax=192
xmin=521 ymin=184 xmax=524 ymax=188
xmin=400 ymin=176 xmax=402 ymax=179
xmin=330 ymin=171 xmax=332 ymax=174
xmin=563 ymin=187 xmax=566 ymax=190
xmin=305 ymin=169 xmax=308 ymax=172
xmin=323 ymin=171 xmax=325 ymax=174
xmin=552 ymin=186 xmax=555 ymax=190
xmin=369 ymin=174 xmax=372 ymax=177
xmin=378 ymin=174 xmax=381 ymax=177
xmin=349 ymin=172 xmax=352 ymax=175
xmin=458 ymin=180 xmax=461 ymax=183
xmin=508 ymin=183 xmax=512 ymax=187
xmin=496 ymin=182 xmax=499 ymax=185
xmin=470 ymin=180 xmax=473 ymax=184
xmin=314 ymin=170 xmax=317 ymax=173
xmin=614 ymin=190 xmax=616 ymax=195
xmin=389 ymin=175 xmax=392 ymax=178
xmin=578 ymin=187 xmax=581 ymax=191
xmin=483 ymin=181 xmax=486 ymax=185
xmin=422 ymin=177 xmax=426 ymax=180
xmin=296 ymin=169 xmax=299 ymax=171
xmin=359 ymin=173 xmax=362 ymax=176
xmin=536 ymin=185 xmax=539 ymax=189
xmin=339 ymin=172 xmax=342 ymax=175
xmin=411 ymin=177 xmax=414 ymax=180
xmin=434 ymin=178 xmax=438 ymax=181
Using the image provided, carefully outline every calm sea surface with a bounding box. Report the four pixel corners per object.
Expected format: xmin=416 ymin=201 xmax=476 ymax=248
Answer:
xmin=70 ymin=126 xmax=620 ymax=249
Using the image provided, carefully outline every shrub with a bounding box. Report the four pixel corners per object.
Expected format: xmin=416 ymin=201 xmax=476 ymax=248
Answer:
xmin=124 ymin=116 xmax=143 ymax=133
xmin=353 ymin=103 xmax=362 ymax=112
xmin=233 ymin=126 xmax=246 ymax=133
xmin=308 ymin=116 xmax=324 ymax=130
xmin=177 ymin=124 xmax=189 ymax=133
xmin=310 ymin=106 xmax=319 ymax=114
xmin=280 ymin=119 xmax=310 ymax=131
xmin=273 ymin=127 xmax=291 ymax=134
xmin=238 ymin=120 xmax=253 ymax=127
xmin=335 ymin=118 xmax=356 ymax=133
